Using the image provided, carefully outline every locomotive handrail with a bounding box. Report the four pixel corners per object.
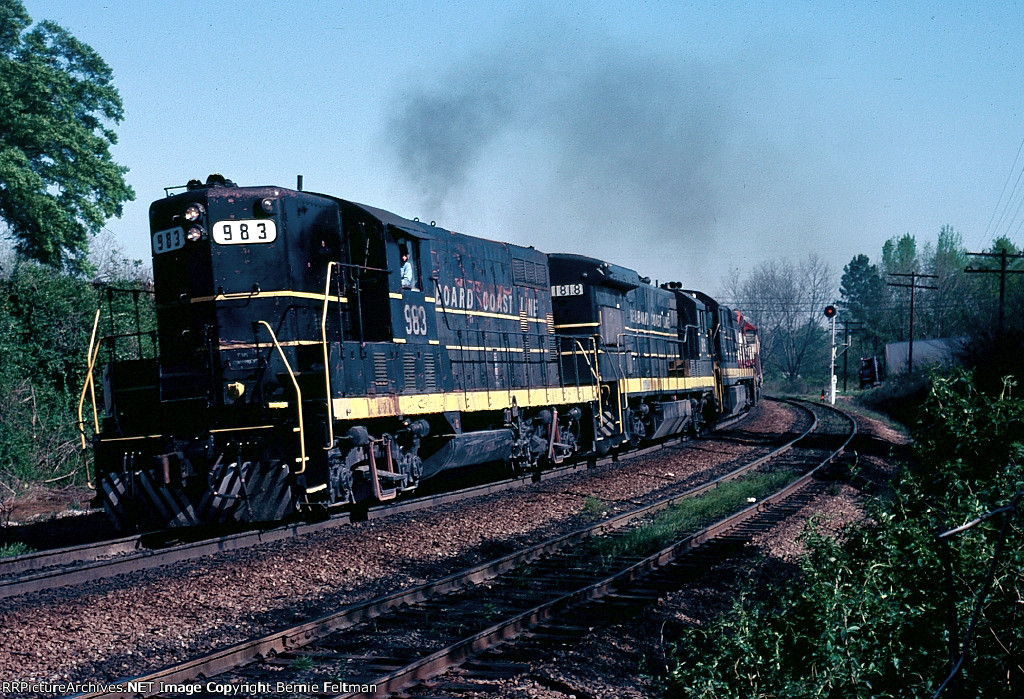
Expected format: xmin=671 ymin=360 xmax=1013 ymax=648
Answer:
xmin=610 ymin=331 xmax=656 ymax=433
xmin=102 ymin=285 xmax=157 ymax=359
xmin=79 ymin=284 xmax=162 ymax=453
xmin=256 ymin=320 xmax=307 ymax=475
xmin=76 ymin=308 xmax=103 ymax=489
xmin=430 ymin=277 xmax=455 ymax=330
xmin=78 ymin=285 xmax=160 ymax=460
xmin=611 ymin=332 xmax=629 ymax=432
xmin=606 ymin=329 xmax=708 ymax=441
xmin=616 ymin=330 xmax=690 ymax=377
xmin=81 ymin=342 xmax=103 ymax=440
xmin=333 ymin=260 xmax=389 ymax=274
xmin=680 ymin=322 xmax=699 ymax=339
xmin=321 ymin=261 xmax=340 ymax=449
xmin=568 ymin=337 xmax=600 ymax=381
xmin=566 ymin=336 xmax=605 ymax=432
xmin=77 ymin=308 xmax=102 ymax=448
xmin=203 ymin=288 xmax=264 ymax=301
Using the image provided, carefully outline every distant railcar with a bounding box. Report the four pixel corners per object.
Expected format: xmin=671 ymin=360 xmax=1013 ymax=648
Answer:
xmin=859 ymin=356 xmax=881 ymax=388
xmin=80 ymin=177 xmax=762 ymax=529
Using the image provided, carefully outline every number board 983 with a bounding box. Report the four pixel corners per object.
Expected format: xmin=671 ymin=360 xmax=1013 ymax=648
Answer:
xmin=212 ymin=219 xmax=277 ymax=245
xmin=152 ymin=227 xmax=185 ymax=255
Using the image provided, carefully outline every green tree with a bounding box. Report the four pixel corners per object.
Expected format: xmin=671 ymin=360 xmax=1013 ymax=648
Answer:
xmin=958 ymin=236 xmax=1024 ymax=392
xmin=839 ymin=253 xmax=886 ymax=356
xmin=0 ymin=261 xmax=95 ymax=485
xmin=881 ymin=233 xmax=920 ymax=276
xmin=987 ymin=236 xmax=1020 ymax=257
xmin=879 ymin=233 xmax=920 ymax=342
xmin=970 ymin=236 xmax=1024 ymax=335
xmin=924 ymin=225 xmax=972 ymax=338
xmin=0 ymin=254 xmax=154 ymax=489
xmin=0 ymin=0 xmax=134 ymax=273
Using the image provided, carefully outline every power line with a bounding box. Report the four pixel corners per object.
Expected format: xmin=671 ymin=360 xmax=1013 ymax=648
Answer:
xmin=983 ymin=133 xmax=1024 ymax=246
xmin=887 ymin=272 xmax=938 ymax=375
xmin=965 ymin=248 xmax=1024 ymax=333
xmin=1000 ymin=188 xmax=1024 ymax=245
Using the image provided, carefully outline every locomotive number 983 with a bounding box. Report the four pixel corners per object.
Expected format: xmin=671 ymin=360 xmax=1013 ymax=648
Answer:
xmin=80 ymin=175 xmax=761 ymax=530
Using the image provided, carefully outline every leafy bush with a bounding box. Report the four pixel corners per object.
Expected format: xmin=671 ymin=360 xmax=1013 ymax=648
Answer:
xmin=664 ymin=369 xmax=1024 ymax=698
xmin=0 ymin=258 xmax=153 ymax=491
xmin=0 ymin=263 xmax=95 ymax=486
xmin=855 ymin=371 xmax=932 ymax=427
xmin=956 ymin=329 xmax=1024 ymax=398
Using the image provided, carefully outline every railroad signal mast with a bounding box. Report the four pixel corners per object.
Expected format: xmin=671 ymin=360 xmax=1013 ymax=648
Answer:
xmin=823 ymin=305 xmax=839 ymax=404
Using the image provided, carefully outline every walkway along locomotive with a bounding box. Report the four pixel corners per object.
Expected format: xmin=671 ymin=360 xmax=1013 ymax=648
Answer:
xmin=79 ymin=176 xmax=762 ymax=529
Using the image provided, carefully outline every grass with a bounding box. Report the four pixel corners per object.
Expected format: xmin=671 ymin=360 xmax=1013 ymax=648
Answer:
xmin=0 ymin=542 xmax=35 ymax=557
xmin=584 ymin=468 xmax=800 ymax=563
xmin=582 ymin=495 xmax=607 ymax=516
xmin=841 ymin=398 xmax=911 ymax=435
xmin=291 ymin=655 xmax=315 ymax=671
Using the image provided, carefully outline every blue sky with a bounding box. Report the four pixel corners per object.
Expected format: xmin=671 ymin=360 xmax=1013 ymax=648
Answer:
xmin=19 ymin=0 xmax=1024 ymax=293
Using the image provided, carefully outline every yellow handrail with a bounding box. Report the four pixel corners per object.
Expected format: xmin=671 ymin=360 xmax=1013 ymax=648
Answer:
xmin=321 ymin=261 xmax=339 ymax=449
xmin=77 ymin=309 xmax=102 ymax=451
xmin=256 ymin=320 xmax=307 ymax=474
xmin=571 ymin=336 xmax=604 ymax=430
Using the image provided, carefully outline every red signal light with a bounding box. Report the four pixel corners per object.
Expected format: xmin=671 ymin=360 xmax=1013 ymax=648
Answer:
xmin=824 ymin=305 xmax=836 ymax=318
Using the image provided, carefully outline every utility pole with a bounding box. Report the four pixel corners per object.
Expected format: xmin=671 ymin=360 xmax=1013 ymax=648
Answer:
xmin=842 ymin=323 xmax=849 ymax=393
xmin=965 ymin=248 xmax=1024 ymax=334
xmin=839 ymin=320 xmax=863 ymax=392
xmin=888 ymin=272 xmax=938 ymax=375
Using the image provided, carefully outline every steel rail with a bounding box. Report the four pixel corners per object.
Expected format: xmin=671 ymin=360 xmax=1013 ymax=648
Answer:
xmin=65 ymin=400 xmax=823 ymax=699
xmin=2 ymin=404 xmax=763 ymax=599
xmin=344 ymin=401 xmax=854 ymax=697
xmin=0 ymin=454 xmax=609 ymax=598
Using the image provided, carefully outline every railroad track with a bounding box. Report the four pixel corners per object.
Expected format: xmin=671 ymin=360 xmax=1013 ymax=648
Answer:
xmin=68 ymin=399 xmax=847 ymax=699
xmin=415 ymin=480 xmax=833 ymax=698
xmin=0 ymin=409 xmax=761 ymax=600
xmin=0 ymin=464 xmax=581 ymax=600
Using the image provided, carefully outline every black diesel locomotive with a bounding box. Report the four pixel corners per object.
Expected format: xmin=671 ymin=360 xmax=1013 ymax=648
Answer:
xmin=81 ymin=176 xmax=761 ymax=529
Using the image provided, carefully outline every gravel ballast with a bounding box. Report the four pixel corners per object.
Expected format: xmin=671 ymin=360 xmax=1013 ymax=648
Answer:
xmin=0 ymin=400 xmax=836 ymax=691
xmin=416 ymin=405 xmax=909 ymax=698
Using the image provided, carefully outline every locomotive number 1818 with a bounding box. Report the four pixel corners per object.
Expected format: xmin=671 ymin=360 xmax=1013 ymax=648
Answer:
xmin=551 ymin=284 xmax=584 ymax=297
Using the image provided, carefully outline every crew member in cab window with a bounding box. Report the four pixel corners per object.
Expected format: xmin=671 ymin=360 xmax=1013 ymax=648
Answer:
xmin=400 ymin=245 xmax=418 ymax=291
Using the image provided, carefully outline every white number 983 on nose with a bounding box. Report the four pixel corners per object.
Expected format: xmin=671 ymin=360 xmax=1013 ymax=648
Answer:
xmin=212 ymin=219 xmax=277 ymax=245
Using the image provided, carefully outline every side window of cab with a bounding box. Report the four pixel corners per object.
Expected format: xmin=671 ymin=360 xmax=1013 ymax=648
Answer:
xmin=399 ymin=238 xmax=420 ymax=291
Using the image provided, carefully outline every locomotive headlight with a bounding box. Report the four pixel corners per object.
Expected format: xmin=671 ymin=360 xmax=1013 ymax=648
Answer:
xmin=260 ymin=198 xmax=275 ymax=214
xmin=183 ymin=203 xmax=206 ymax=222
xmin=186 ymin=225 xmax=205 ymax=242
